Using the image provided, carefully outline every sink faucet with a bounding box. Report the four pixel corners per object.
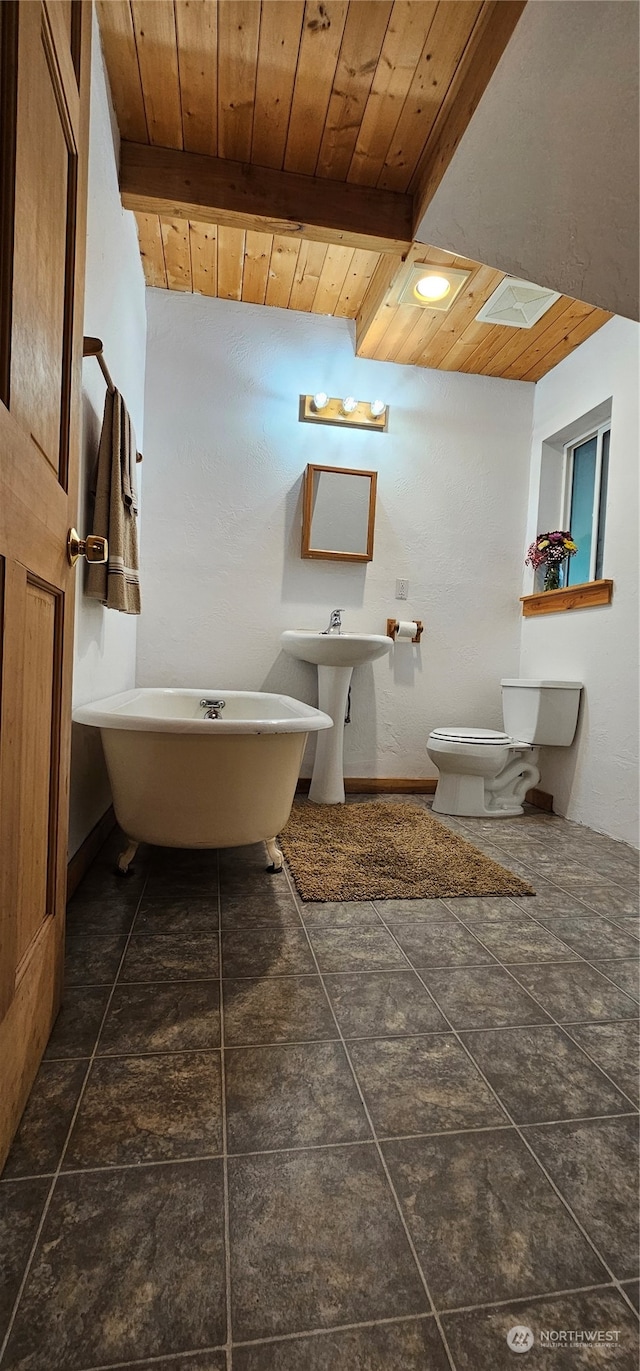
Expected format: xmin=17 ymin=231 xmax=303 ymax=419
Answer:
xmin=323 ymin=609 xmax=343 ymax=635
xmin=200 ymin=698 xmax=226 ymax=719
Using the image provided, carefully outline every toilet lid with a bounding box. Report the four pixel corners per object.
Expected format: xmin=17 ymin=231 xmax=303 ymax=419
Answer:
xmin=430 ymin=726 xmax=511 ymax=745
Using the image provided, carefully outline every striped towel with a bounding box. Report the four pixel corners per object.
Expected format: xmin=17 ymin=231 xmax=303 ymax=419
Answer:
xmin=86 ymin=388 xmax=141 ymax=614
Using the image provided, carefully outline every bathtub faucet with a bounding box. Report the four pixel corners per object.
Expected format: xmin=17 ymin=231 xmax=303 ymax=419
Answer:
xmin=323 ymin=609 xmax=343 ymax=634
xmin=200 ymin=698 xmax=226 ymax=719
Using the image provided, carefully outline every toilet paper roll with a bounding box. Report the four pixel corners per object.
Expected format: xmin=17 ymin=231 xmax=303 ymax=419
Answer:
xmin=396 ymin=620 xmax=418 ymax=641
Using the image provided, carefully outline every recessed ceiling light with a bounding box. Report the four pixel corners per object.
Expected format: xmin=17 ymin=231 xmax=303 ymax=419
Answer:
xmin=414 ymin=274 xmax=451 ymax=302
xmin=397 ymin=264 xmax=471 ymax=311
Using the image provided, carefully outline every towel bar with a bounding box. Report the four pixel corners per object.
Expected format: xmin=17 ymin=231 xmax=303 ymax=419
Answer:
xmin=83 ymin=336 xmax=143 ymax=462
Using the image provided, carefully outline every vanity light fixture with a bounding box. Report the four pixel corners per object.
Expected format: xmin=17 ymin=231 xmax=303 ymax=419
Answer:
xmin=299 ymin=394 xmax=388 ymax=433
xmin=397 ymin=264 xmax=472 ymax=311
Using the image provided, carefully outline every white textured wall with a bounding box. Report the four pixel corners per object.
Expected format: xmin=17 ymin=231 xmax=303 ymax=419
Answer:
xmin=520 ymin=317 xmax=640 ymax=847
xmin=138 ymin=291 xmax=534 ymax=780
xmin=417 ymin=0 xmax=640 ymax=321
xmin=70 ymin=14 xmax=147 ymax=857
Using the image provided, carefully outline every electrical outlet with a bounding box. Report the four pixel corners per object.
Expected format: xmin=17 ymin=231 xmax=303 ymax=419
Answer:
xmin=395 ymin=578 xmax=409 ymax=600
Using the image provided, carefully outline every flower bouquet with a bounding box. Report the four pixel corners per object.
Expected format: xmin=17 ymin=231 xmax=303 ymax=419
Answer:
xmin=526 ymin=531 xmax=578 ymax=591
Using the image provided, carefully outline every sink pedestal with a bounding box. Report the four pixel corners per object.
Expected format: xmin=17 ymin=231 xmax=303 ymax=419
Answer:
xmin=309 ymin=665 xmax=352 ymax=805
xmin=280 ymin=630 xmax=392 ymax=807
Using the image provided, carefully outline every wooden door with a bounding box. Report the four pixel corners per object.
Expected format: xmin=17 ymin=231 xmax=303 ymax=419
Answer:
xmin=0 ymin=0 xmax=91 ymax=1168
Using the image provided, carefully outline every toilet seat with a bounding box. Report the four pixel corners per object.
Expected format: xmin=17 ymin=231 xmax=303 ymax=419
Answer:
xmin=430 ymin=727 xmax=511 ymax=745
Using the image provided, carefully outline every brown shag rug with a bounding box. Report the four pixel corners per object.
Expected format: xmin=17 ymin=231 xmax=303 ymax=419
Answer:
xmin=280 ymin=800 xmax=534 ymax=902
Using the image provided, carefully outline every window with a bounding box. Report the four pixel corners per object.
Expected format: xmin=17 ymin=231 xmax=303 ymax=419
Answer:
xmin=563 ymin=423 xmax=610 ymax=584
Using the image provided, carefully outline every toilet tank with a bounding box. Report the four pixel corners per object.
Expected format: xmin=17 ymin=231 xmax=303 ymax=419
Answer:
xmin=500 ymin=679 xmax=582 ymax=746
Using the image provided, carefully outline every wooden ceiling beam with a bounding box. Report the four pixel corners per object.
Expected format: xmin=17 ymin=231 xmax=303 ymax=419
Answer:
xmin=411 ymin=0 xmax=527 ymax=234
xmin=120 ymin=141 xmax=413 ymax=255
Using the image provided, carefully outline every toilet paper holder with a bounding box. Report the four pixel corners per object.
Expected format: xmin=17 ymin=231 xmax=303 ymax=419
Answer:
xmin=387 ymin=618 xmax=423 ymax=644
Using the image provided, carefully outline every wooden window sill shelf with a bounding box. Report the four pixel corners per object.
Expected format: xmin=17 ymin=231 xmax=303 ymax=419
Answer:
xmin=521 ymin=579 xmax=614 ymax=617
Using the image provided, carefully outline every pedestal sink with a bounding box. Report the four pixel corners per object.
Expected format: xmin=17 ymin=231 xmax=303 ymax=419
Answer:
xmin=281 ymin=630 xmax=392 ymax=803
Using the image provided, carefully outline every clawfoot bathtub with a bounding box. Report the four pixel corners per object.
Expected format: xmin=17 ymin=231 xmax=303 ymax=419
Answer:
xmin=73 ymin=688 xmax=331 ymax=874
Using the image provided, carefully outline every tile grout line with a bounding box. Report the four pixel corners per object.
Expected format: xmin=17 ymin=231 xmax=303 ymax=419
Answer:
xmin=0 ymin=866 xmax=152 ymax=1369
xmin=47 ymin=1279 xmax=635 ymax=1371
xmin=230 ymin=1280 xmax=625 ymax=1346
xmin=440 ymin=898 xmax=640 ymax=1113
xmin=39 ymin=1004 xmax=640 ymax=1042
xmin=280 ymin=866 xmax=460 ymax=1371
xmin=369 ymin=900 xmax=640 ymax=1323
xmin=5 ymin=1106 xmax=639 ymax=1186
xmin=216 ymin=852 xmax=234 ymax=1371
xmin=465 ymin=829 xmax=639 ymax=929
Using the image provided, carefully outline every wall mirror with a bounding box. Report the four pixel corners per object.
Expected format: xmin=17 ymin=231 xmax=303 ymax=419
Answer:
xmin=301 ymin=464 xmax=377 ymax=562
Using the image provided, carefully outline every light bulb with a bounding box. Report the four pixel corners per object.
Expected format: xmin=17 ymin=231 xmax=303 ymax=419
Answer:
xmin=341 ymin=396 xmax=357 ymax=415
xmin=312 ymin=391 xmax=329 ymax=411
xmin=369 ymin=400 xmax=386 ymax=418
xmin=414 ymin=274 xmax=451 ymax=302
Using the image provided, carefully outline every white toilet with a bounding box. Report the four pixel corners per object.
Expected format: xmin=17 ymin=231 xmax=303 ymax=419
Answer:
xmin=427 ymin=679 xmax=582 ymax=818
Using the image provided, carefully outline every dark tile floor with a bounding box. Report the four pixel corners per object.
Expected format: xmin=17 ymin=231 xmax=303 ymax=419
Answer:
xmin=0 ymin=803 xmax=638 ymax=1370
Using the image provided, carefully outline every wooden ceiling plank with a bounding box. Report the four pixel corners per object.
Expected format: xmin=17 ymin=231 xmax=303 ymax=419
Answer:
xmin=251 ymin=1 xmax=306 ymax=170
xmin=218 ymin=0 xmax=261 ymax=162
xmin=288 ymin=240 xmax=329 ymax=312
xmin=436 ymin=317 xmax=500 ymax=372
xmin=499 ymin=302 xmax=604 ymax=381
xmin=96 ymin=1 xmax=148 ymax=142
xmin=160 ymin=217 xmax=193 ymax=290
xmin=415 ymin=265 xmax=503 ymax=369
xmin=412 ymin=0 xmax=526 ymax=232
xmin=130 ymin=1 xmax=183 ymax=149
xmin=396 ymin=308 xmax=449 ymax=366
xmin=347 ymin=0 xmax=438 ymax=187
xmin=175 ymin=0 xmax=218 ymax=156
xmin=334 ymin=249 xmax=381 ymax=319
xmin=407 ymin=243 xmax=457 ymax=268
xmin=190 ymin=219 xmax=218 ymax=296
xmin=378 ymin=0 xmax=483 ymax=194
xmin=311 ymin=244 xmax=355 ymax=314
xmin=407 ymin=0 xmax=490 ymax=193
xmin=315 ymin=1 xmax=394 ymax=182
xmin=518 ymin=310 xmax=612 ymax=382
xmin=355 ymin=251 xmax=407 ymax=350
xmin=265 ymin=235 xmax=302 ymax=309
xmin=284 ymin=0 xmax=349 ymax=176
xmin=134 ymin=212 xmax=167 ymax=287
xmin=217 ymin=224 xmax=246 ymax=299
xmin=120 ymin=141 xmax=413 ymax=253
xmin=241 ymin=228 xmax=273 ymax=305
xmin=373 ymin=304 xmax=424 ymax=363
xmin=457 ymin=321 xmax=517 ymax=373
xmin=478 ymin=297 xmax=579 ymax=377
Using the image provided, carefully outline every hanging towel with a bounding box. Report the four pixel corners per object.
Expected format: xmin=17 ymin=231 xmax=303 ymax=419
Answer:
xmin=86 ymin=388 xmax=141 ymax=614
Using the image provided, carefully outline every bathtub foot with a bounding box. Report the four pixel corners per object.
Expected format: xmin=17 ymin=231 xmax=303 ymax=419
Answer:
xmin=116 ymin=839 xmax=139 ymax=876
xmin=265 ymin=837 xmax=284 ymax=873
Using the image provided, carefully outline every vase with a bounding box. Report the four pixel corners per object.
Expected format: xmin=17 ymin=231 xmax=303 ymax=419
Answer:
xmin=543 ymin=563 xmax=563 ymax=592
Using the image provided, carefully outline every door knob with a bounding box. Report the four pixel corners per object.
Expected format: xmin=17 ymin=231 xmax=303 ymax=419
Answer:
xmin=67 ymin=528 xmax=108 ymax=566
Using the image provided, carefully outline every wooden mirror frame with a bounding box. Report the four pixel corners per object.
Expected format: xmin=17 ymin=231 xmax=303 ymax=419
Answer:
xmin=301 ymin=463 xmax=378 ymax=562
